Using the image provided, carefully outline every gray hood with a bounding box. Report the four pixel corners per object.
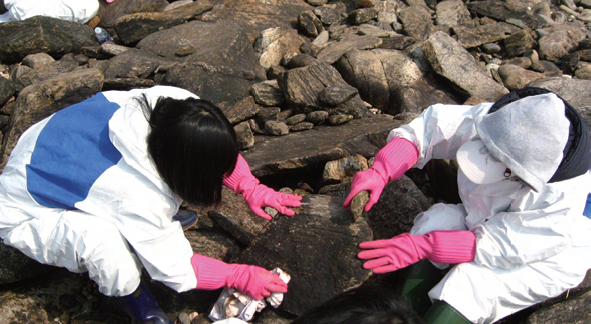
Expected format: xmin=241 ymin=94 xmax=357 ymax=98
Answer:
xmin=475 ymin=93 xmax=569 ymax=192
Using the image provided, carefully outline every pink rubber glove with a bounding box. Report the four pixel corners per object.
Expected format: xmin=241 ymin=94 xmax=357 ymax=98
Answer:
xmin=191 ymin=254 xmax=288 ymax=301
xmin=223 ymin=154 xmax=302 ymax=220
xmin=343 ymin=138 xmax=418 ymax=212
xmin=357 ymin=231 xmax=476 ymax=273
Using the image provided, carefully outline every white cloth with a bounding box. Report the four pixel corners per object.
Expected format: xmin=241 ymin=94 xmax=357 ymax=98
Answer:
xmin=389 ymin=103 xmax=591 ymax=323
xmin=0 ymin=86 xmax=201 ymax=296
xmin=0 ymin=0 xmax=99 ymax=23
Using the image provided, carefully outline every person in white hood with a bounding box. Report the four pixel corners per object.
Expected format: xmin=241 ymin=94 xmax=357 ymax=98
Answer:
xmin=344 ymin=87 xmax=591 ymax=324
xmin=0 ymin=85 xmax=301 ymax=324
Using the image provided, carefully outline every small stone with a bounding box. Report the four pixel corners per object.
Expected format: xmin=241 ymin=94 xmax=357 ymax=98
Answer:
xmin=290 ymin=121 xmax=314 ymax=131
xmin=175 ymin=45 xmax=196 ymax=57
xmin=328 ymin=114 xmax=353 ymax=125
xmin=306 ymin=110 xmax=329 ymax=124
xmin=265 ymin=120 xmax=290 ymax=135
xmin=285 ymin=114 xmax=307 ymax=125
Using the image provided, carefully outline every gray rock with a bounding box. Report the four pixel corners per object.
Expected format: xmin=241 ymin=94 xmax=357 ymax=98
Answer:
xmin=232 ymin=194 xmax=373 ymax=316
xmin=481 ymin=43 xmax=502 ymax=54
xmin=398 ymin=5 xmax=434 ymax=41
xmin=435 ymin=0 xmax=472 ymax=27
xmin=218 ymin=96 xmax=262 ymax=125
xmin=422 ymin=31 xmax=509 ymax=101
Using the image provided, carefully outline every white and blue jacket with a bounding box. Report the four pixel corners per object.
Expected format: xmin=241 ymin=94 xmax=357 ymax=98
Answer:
xmin=0 ymin=86 xmax=200 ymax=293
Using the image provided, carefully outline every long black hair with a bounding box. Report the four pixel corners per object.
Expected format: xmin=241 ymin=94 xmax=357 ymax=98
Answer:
xmin=137 ymin=94 xmax=238 ymax=207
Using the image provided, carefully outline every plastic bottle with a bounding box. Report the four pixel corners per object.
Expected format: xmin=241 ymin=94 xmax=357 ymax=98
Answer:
xmin=94 ymin=27 xmax=113 ymax=44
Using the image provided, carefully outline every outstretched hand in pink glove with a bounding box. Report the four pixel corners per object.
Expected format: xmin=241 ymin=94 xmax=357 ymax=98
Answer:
xmin=357 ymin=230 xmax=476 ymax=273
xmin=343 ymin=138 xmax=418 ymax=212
xmin=223 ymin=154 xmax=302 ymax=220
xmin=191 ymin=254 xmax=288 ymax=301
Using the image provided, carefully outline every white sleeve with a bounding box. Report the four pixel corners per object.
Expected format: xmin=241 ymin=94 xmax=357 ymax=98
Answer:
xmin=387 ymin=102 xmax=492 ymax=168
xmin=473 ymin=173 xmax=591 ymax=269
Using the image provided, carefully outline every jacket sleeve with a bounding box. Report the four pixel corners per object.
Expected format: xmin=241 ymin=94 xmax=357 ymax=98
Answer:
xmin=472 ymin=172 xmax=591 ymax=269
xmin=387 ymin=102 xmax=492 ymax=169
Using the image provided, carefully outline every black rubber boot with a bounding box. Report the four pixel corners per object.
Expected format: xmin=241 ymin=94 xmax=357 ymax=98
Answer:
xmin=422 ymin=300 xmax=472 ymax=324
xmin=172 ymin=210 xmax=198 ymax=231
xmin=119 ymin=282 xmax=174 ymax=324
xmin=399 ymin=260 xmax=446 ymax=316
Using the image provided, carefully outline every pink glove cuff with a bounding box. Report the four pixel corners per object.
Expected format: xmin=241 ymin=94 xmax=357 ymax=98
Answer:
xmin=191 ymin=254 xmax=232 ymax=290
xmin=373 ymin=138 xmax=419 ymax=182
xmin=223 ymin=154 xmax=259 ymax=194
xmin=413 ymin=231 xmax=476 ymax=264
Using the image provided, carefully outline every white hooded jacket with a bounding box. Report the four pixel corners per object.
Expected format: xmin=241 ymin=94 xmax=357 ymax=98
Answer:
xmin=0 ymin=86 xmax=201 ymax=294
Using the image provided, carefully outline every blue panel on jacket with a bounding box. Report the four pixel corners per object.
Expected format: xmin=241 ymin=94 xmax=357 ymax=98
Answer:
xmin=26 ymin=93 xmax=122 ymax=209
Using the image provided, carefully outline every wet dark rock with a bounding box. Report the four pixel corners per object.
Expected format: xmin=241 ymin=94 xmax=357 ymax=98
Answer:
xmin=232 ymin=194 xmax=373 ymax=316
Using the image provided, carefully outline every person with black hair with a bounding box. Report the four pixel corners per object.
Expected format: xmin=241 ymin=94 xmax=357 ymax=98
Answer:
xmin=344 ymin=88 xmax=591 ymax=323
xmin=0 ymin=85 xmax=301 ymax=324
xmin=291 ymin=285 xmax=424 ymax=324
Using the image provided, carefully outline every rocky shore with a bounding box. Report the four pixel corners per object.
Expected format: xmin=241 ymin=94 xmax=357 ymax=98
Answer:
xmin=0 ymin=0 xmax=589 ymax=323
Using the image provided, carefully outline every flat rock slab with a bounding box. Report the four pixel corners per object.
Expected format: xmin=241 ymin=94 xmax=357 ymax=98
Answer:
xmin=232 ymin=194 xmax=373 ymax=316
xmin=243 ymin=114 xmax=402 ymax=177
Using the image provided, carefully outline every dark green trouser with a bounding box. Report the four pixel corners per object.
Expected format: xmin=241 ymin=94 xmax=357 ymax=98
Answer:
xmin=399 ymin=260 xmax=471 ymax=323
